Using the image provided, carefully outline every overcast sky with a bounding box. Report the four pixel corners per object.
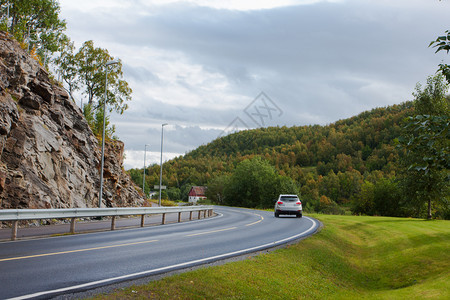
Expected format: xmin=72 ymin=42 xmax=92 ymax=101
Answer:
xmin=58 ymin=0 xmax=450 ymax=169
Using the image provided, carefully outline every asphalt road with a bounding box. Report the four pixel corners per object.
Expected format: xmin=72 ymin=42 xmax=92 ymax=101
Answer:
xmin=0 ymin=206 xmax=319 ymax=299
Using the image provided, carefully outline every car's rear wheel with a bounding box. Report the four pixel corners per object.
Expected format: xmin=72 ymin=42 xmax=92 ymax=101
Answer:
xmin=274 ymin=212 xmax=280 ymax=218
xmin=297 ymin=213 xmax=302 ymax=218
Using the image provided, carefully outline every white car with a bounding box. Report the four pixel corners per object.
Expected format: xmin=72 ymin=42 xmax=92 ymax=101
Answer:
xmin=274 ymin=194 xmax=302 ymax=218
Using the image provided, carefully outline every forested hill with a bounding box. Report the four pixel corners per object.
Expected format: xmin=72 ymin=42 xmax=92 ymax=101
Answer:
xmin=187 ymin=102 xmax=413 ymax=170
xmin=131 ymin=101 xmax=414 ymax=209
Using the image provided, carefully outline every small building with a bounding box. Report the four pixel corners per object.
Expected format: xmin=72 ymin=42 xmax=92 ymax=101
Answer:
xmin=188 ymin=186 xmax=207 ymax=204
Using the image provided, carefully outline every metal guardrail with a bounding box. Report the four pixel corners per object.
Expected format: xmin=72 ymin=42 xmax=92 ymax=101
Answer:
xmin=0 ymin=206 xmax=214 ymax=241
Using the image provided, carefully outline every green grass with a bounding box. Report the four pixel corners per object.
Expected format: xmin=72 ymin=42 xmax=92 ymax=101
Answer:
xmin=147 ymin=199 xmax=178 ymax=207
xmin=92 ymin=215 xmax=449 ymax=299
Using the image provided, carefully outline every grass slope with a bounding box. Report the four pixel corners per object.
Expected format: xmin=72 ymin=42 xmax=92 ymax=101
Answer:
xmin=94 ymin=215 xmax=449 ymax=299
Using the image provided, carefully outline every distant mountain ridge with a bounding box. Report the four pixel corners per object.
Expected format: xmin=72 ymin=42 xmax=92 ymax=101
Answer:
xmin=187 ymin=102 xmax=413 ymax=164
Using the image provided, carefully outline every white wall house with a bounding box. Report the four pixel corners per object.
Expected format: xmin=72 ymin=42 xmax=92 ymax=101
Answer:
xmin=188 ymin=186 xmax=207 ymax=204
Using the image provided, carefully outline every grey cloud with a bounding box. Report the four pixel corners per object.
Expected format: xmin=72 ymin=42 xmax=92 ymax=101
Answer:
xmin=123 ymin=64 xmax=162 ymax=84
xmin=68 ymin=1 xmax=446 ymax=90
xmin=110 ymin=100 xmax=242 ymax=152
xmin=112 ymin=118 xmax=222 ymax=154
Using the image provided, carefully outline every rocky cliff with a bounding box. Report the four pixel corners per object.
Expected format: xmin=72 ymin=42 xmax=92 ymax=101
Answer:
xmin=0 ymin=31 xmax=144 ymax=209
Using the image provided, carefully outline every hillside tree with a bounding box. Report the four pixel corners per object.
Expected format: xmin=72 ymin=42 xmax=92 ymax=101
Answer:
xmin=54 ymin=39 xmax=132 ymax=138
xmin=0 ymin=0 xmax=67 ymax=65
xmin=223 ymin=156 xmax=298 ymax=208
xmin=399 ymin=74 xmax=449 ymax=219
xmin=53 ymin=35 xmax=78 ymax=101
xmin=74 ymin=40 xmax=132 ymax=114
xmin=430 ymin=29 xmax=450 ymax=83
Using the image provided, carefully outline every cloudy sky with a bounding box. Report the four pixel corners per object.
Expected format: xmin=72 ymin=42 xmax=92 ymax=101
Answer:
xmin=58 ymin=0 xmax=449 ymax=169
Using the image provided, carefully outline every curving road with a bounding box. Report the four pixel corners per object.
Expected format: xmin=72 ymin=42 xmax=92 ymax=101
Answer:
xmin=0 ymin=206 xmax=319 ymax=299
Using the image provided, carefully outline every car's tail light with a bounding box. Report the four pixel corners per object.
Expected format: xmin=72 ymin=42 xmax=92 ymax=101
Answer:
xmin=277 ymin=201 xmax=283 ymax=205
xmin=296 ymin=201 xmax=302 ymax=205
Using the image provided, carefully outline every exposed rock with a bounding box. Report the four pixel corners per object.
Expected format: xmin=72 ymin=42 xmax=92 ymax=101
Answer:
xmin=0 ymin=31 xmax=144 ymax=210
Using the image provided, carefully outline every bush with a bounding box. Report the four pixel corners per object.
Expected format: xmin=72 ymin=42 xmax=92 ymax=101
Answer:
xmin=223 ymin=157 xmax=298 ymax=209
xmin=352 ymin=177 xmax=403 ymax=217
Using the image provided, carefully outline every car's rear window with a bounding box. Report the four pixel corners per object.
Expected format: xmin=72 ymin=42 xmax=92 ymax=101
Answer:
xmin=281 ymin=196 xmax=298 ymax=202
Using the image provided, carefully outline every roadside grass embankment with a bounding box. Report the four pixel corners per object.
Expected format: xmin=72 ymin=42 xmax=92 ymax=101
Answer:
xmin=93 ymin=215 xmax=450 ymax=299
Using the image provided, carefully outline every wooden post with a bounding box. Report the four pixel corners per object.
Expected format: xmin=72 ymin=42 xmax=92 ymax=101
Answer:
xmin=203 ymin=210 xmax=207 ymax=218
xmin=11 ymin=220 xmax=18 ymax=241
xmin=189 ymin=211 xmax=193 ymax=221
xmin=111 ymin=216 xmax=116 ymax=231
xmin=70 ymin=217 xmax=76 ymax=234
xmin=198 ymin=211 xmax=201 ymax=219
xmin=178 ymin=212 xmax=182 ymax=223
xmin=162 ymin=213 xmax=166 ymax=225
xmin=140 ymin=215 xmax=145 ymax=227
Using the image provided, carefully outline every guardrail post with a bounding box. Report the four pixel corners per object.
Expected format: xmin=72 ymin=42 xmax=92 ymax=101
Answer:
xmin=178 ymin=212 xmax=182 ymax=223
xmin=70 ymin=218 xmax=76 ymax=234
xmin=189 ymin=211 xmax=193 ymax=221
xmin=11 ymin=220 xmax=18 ymax=241
xmin=204 ymin=210 xmax=207 ymax=218
xmin=198 ymin=211 xmax=201 ymax=219
xmin=140 ymin=215 xmax=145 ymax=227
xmin=162 ymin=213 xmax=166 ymax=225
xmin=111 ymin=216 xmax=116 ymax=230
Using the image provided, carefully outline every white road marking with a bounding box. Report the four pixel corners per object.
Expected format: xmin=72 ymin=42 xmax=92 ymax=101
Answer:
xmin=0 ymin=239 xmax=159 ymax=262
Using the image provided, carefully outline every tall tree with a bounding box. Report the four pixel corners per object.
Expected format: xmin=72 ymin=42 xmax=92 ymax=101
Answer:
xmin=223 ymin=157 xmax=298 ymax=208
xmin=53 ymin=35 xmax=78 ymax=101
xmin=54 ymin=39 xmax=133 ymax=138
xmin=0 ymin=0 xmax=67 ymax=65
xmin=399 ymin=74 xmax=449 ymax=219
xmin=74 ymin=40 xmax=131 ymax=114
xmin=413 ymin=74 xmax=450 ymax=116
xmin=430 ymin=30 xmax=450 ymax=83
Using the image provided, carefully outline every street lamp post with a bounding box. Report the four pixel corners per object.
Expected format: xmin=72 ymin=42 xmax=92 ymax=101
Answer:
xmin=1 ymin=3 xmax=12 ymax=28
xmin=99 ymin=59 xmax=119 ymax=208
xmin=5 ymin=3 xmax=11 ymax=28
xmin=159 ymin=123 xmax=168 ymax=206
xmin=143 ymin=144 xmax=150 ymax=199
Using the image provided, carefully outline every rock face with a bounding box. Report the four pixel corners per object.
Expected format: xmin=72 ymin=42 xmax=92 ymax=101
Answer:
xmin=0 ymin=31 xmax=144 ymax=209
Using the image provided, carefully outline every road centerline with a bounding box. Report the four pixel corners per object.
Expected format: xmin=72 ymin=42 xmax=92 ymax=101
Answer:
xmin=0 ymin=239 xmax=159 ymax=262
xmin=186 ymin=227 xmax=237 ymax=237
xmin=185 ymin=212 xmax=264 ymax=236
xmin=246 ymin=214 xmax=264 ymax=226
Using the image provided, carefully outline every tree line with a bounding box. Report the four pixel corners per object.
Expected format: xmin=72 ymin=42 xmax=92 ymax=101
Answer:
xmin=129 ymin=96 xmax=447 ymax=219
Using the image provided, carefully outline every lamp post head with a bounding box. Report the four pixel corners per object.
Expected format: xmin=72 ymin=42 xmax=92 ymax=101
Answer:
xmin=162 ymin=123 xmax=168 ymax=127
xmin=106 ymin=59 xmax=119 ymax=66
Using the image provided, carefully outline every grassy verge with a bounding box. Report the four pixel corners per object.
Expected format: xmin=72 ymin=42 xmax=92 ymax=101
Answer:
xmin=92 ymin=215 xmax=449 ymax=299
xmin=147 ymin=199 xmax=179 ymax=206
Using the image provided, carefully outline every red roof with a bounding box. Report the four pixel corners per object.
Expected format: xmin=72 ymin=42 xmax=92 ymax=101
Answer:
xmin=189 ymin=186 xmax=207 ymax=197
